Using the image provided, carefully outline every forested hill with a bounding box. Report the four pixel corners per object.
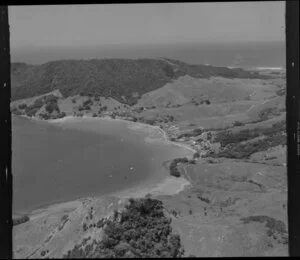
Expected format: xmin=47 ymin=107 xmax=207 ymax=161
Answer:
xmin=11 ymin=58 xmax=266 ymax=104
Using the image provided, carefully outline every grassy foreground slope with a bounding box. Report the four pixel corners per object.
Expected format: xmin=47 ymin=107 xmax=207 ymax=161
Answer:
xmin=158 ymin=160 xmax=287 ymax=256
xmin=13 ymin=196 xmax=186 ymax=258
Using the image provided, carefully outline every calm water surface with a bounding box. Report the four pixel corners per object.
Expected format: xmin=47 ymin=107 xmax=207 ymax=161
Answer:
xmin=12 ymin=116 xmax=176 ymax=213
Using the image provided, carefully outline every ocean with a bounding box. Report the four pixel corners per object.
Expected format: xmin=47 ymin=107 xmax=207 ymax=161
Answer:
xmin=11 ymin=41 xmax=285 ymax=70
xmin=12 ymin=116 xmax=185 ymax=213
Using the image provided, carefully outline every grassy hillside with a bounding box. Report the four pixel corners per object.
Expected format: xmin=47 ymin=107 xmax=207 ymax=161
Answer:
xmin=11 ymin=58 xmax=267 ymax=104
xmin=160 ymin=161 xmax=287 ymax=256
xmin=136 ymin=75 xmax=277 ymax=108
xmin=12 ymin=66 xmax=287 ymax=257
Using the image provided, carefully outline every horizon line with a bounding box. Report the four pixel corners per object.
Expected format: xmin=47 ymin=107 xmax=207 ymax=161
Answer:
xmin=11 ymin=40 xmax=286 ymax=51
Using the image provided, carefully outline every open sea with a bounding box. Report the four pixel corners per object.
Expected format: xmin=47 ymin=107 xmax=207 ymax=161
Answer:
xmin=11 ymin=41 xmax=285 ymax=70
xmin=12 ymin=116 xmax=185 ymax=213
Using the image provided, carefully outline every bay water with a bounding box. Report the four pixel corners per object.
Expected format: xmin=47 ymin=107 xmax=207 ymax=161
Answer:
xmin=12 ymin=116 xmax=180 ymax=213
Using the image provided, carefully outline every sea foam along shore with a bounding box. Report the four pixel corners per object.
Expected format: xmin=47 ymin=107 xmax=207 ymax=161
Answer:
xmin=21 ymin=114 xmax=195 ymax=218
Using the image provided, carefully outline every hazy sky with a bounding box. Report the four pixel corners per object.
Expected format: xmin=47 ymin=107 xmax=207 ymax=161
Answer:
xmin=9 ymin=2 xmax=285 ymax=50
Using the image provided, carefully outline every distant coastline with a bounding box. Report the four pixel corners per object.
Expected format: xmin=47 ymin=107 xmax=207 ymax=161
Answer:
xmin=12 ymin=41 xmax=285 ymax=68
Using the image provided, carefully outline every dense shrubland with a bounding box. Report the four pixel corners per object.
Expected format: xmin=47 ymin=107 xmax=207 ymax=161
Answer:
xmin=215 ymin=134 xmax=286 ymax=159
xmin=192 ymin=99 xmax=211 ymax=106
xmin=233 ymin=121 xmax=244 ymax=127
xmin=215 ymin=120 xmax=285 ymax=148
xmin=169 ymin=158 xmax=189 ymax=177
xmin=215 ymin=129 xmax=261 ymax=148
xmin=193 ymin=152 xmax=200 ymax=159
xmin=177 ymin=128 xmax=203 ymax=139
xmin=45 ymin=101 xmax=60 ymax=114
xmin=11 ymin=94 xmax=69 ymax=119
xmin=213 ymin=120 xmax=286 ymax=159
xmin=63 ymin=197 xmax=185 ymax=258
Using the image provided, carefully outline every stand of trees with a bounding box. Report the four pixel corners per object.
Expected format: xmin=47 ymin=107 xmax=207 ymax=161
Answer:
xmin=177 ymin=128 xmax=203 ymax=139
xmin=12 ymin=94 xmax=63 ymax=118
xmin=63 ymin=197 xmax=185 ymax=258
xmin=45 ymin=102 xmax=60 ymax=113
xmin=169 ymin=158 xmax=189 ymax=177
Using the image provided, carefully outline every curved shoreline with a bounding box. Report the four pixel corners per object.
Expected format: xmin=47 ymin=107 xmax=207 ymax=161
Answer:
xmin=17 ymin=114 xmax=197 ymax=154
xmin=14 ymin=115 xmax=196 ymax=218
xmin=47 ymin=115 xmax=197 ymax=154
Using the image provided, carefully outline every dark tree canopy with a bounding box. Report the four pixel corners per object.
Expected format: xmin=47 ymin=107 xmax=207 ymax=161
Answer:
xmin=63 ymin=197 xmax=185 ymax=258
